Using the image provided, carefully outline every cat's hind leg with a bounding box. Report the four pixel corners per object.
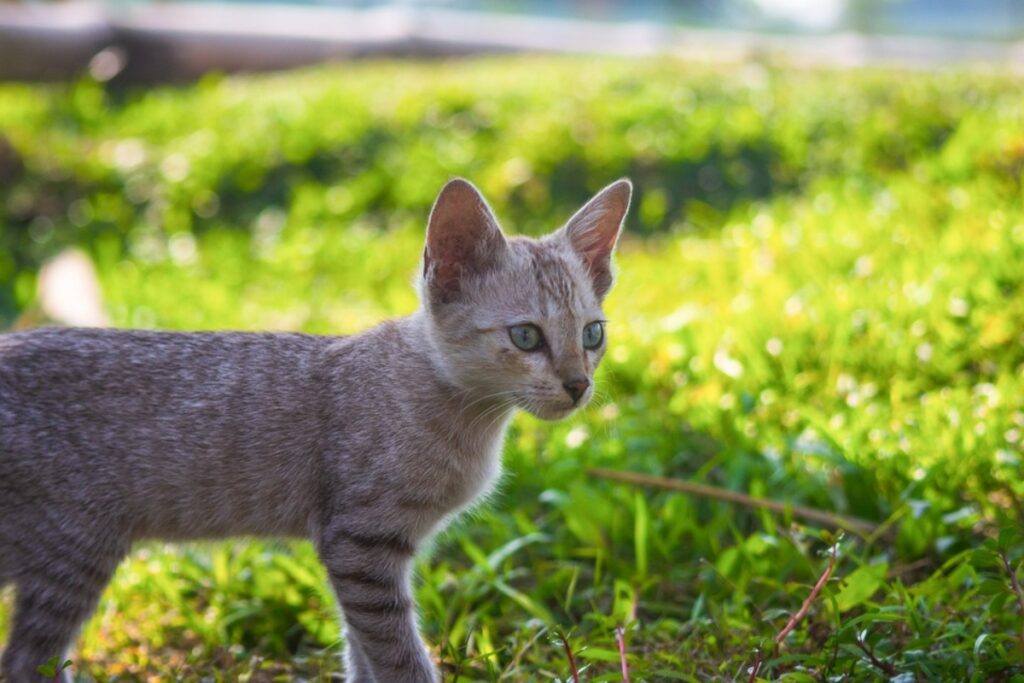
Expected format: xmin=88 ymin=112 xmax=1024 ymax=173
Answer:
xmin=0 ymin=548 xmax=16 ymax=587
xmin=0 ymin=531 xmax=126 ymax=683
xmin=0 ymin=495 xmax=22 ymax=588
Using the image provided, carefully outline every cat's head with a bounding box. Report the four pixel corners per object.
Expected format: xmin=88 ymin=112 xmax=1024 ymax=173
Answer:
xmin=420 ymin=178 xmax=631 ymax=420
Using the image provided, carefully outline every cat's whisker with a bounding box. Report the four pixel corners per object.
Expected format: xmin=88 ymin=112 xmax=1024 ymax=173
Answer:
xmin=439 ymin=389 xmax=514 ymax=443
xmin=478 ymin=400 xmax=517 ymax=436
xmin=466 ymin=395 xmax=519 ymax=434
xmin=456 ymin=389 xmax=519 ymax=417
xmin=590 ymin=386 xmax=611 ymax=408
xmin=453 ymin=390 xmax=521 ymax=438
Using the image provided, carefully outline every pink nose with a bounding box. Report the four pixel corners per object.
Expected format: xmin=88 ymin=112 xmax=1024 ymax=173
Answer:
xmin=562 ymin=377 xmax=590 ymax=403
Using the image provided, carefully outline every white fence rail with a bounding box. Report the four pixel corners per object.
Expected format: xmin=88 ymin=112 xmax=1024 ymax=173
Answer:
xmin=2 ymin=2 xmax=1023 ymax=82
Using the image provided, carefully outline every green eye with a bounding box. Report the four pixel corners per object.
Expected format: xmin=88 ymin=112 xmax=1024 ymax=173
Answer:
xmin=509 ymin=324 xmax=544 ymax=351
xmin=582 ymin=321 xmax=604 ymax=350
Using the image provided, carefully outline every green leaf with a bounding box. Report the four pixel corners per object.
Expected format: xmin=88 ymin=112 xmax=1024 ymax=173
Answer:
xmin=36 ymin=655 xmax=63 ymax=677
xmin=634 ymin=491 xmax=650 ymax=580
xmin=578 ymin=647 xmax=626 ymax=663
xmin=835 ymin=563 xmax=888 ymax=612
xmin=973 ymin=633 xmax=988 ymax=658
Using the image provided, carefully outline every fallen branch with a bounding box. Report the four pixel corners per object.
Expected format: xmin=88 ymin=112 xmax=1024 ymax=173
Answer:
xmin=588 ymin=468 xmax=878 ymax=536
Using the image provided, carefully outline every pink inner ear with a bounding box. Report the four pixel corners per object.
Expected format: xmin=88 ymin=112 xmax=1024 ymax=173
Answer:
xmin=424 ymin=179 xmax=506 ymax=302
xmin=567 ymin=220 xmax=618 ymax=299
xmin=433 ymin=260 xmax=463 ymax=296
xmin=427 ymin=229 xmax=477 ymax=296
xmin=576 ymin=219 xmax=618 ymax=267
xmin=563 ymin=180 xmax=631 ymax=298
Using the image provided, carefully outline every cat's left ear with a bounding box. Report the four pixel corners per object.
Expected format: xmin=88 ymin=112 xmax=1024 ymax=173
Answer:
xmin=559 ymin=178 xmax=632 ymax=300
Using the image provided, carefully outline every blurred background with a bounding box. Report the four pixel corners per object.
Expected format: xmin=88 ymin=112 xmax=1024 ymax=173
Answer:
xmin=1 ymin=1 xmax=1023 ymax=681
xmin=2 ymin=0 xmax=1024 ymax=83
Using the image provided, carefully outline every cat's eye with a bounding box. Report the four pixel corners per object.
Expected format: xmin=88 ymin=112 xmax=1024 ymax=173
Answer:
xmin=582 ymin=321 xmax=605 ymax=350
xmin=509 ymin=324 xmax=544 ymax=352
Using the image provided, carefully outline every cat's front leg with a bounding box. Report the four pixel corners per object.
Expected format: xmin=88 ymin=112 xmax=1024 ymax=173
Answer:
xmin=342 ymin=625 xmax=377 ymax=683
xmin=319 ymin=523 xmax=439 ymax=683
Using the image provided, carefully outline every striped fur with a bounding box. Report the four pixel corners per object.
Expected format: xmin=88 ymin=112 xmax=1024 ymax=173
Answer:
xmin=0 ymin=178 xmax=630 ymax=682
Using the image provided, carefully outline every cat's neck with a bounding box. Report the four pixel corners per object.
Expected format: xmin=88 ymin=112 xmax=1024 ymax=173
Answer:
xmin=397 ymin=311 xmax=515 ymax=448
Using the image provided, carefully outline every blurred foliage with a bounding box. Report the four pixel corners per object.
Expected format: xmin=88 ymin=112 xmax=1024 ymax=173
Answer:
xmin=2 ymin=59 xmax=1023 ymax=324
xmin=1 ymin=58 xmax=1023 ymax=680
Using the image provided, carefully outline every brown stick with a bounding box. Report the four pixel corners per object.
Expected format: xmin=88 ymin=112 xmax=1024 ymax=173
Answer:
xmin=555 ymin=630 xmax=580 ymax=683
xmin=853 ymin=633 xmax=900 ymax=676
xmin=1001 ymin=552 xmax=1024 ymax=649
xmin=615 ymin=626 xmax=631 ymax=683
xmin=1003 ymin=553 xmax=1024 ymax=613
xmin=588 ymin=468 xmax=878 ymax=536
xmin=775 ymin=543 xmax=838 ymax=647
xmin=748 ymin=542 xmax=839 ymax=682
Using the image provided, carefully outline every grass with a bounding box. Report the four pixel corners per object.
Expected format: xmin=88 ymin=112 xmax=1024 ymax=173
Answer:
xmin=1 ymin=57 xmax=1023 ymax=681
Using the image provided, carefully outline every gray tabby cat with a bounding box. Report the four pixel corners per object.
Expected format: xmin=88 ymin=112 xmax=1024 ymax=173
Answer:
xmin=0 ymin=177 xmax=632 ymax=682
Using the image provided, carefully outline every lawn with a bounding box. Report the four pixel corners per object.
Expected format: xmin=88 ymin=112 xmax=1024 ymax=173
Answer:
xmin=1 ymin=57 xmax=1023 ymax=681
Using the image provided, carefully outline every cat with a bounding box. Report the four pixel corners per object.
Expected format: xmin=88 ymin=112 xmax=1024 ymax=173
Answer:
xmin=0 ymin=177 xmax=632 ymax=682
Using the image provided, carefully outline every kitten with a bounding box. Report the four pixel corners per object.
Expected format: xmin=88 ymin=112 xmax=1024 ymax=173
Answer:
xmin=0 ymin=177 xmax=632 ymax=682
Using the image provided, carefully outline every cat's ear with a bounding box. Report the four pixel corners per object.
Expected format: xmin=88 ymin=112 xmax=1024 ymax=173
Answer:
xmin=559 ymin=178 xmax=632 ymax=300
xmin=423 ymin=178 xmax=507 ymax=304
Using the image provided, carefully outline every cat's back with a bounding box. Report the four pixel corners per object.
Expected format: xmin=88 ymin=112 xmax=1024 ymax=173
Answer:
xmin=0 ymin=327 xmax=330 ymax=463
xmin=1 ymin=324 xmax=321 ymax=377
xmin=0 ymin=327 xmax=336 ymax=538
xmin=0 ymin=326 xmax=327 ymax=419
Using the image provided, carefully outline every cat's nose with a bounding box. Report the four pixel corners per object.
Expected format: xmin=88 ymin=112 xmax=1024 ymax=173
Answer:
xmin=562 ymin=377 xmax=590 ymax=403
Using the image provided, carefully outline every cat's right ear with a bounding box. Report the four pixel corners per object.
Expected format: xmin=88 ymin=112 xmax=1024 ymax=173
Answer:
xmin=423 ymin=178 xmax=507 ymax=304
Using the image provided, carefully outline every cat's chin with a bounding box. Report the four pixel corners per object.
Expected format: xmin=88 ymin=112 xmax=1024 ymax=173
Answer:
xmin=523 ymin=402 xmax=581 ymax=421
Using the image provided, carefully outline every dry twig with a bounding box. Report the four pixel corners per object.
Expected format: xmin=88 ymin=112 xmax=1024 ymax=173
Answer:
xmin=1000 ymin=551 xmax=1024 ymax=648
xmin=588 ymin=467 xmax=878 ymax=536
xmin=853 ymin=632 xmax=899 ymax=676
xmin=615 ymin=626 xmax=631 ymax=683
xmin=747 ymin=542 xmax=839 ymax=682
xmin=775 ymin=543 xmax=838 ymax=647
xmin=555 ymin=630 xmax=580 ymax=683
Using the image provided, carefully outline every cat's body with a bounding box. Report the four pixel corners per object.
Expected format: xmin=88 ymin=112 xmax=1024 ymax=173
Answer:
xmin=0 ymin=178 xmax=631 ymax=682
